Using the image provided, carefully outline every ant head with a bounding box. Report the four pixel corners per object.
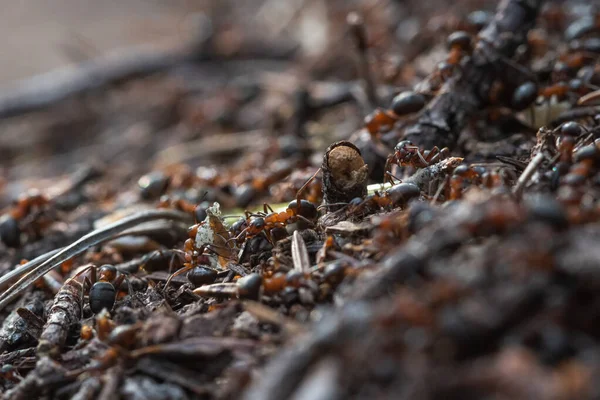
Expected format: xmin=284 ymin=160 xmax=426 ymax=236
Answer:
xmin=560 ymin=121 xmax=582 ymax=137
xmin=453 ymin=164 xmax=470 ymax=177
xmin=288 ymin=199 xmax=318 ymax=220
xmin=447 ymin=31 xmax=472 ymax=52
xmin=511 ymin=81 xmax=538 ymax=111
xmin=98 ymin=264 xmax=117 ymax=282
xmin=395 ymin=140 xmax=414 ymax=155
xmin=573 ymin=144 xmax=599 ymax=163
xmin=231 ymin=217 xmax=248 ymax=234
xmin=251 ymin=217 xmax=265 ymax=229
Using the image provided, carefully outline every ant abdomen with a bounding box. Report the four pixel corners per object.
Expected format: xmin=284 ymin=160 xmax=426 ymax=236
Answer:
xmin=89 ymin=282 xmax=117 ymax=314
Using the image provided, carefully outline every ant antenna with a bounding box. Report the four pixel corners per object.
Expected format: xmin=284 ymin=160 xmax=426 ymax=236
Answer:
xmin=295 ymin=168 xmax=322 ymax=206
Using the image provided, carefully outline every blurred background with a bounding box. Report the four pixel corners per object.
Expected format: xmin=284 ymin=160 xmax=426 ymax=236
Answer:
xmin=0 ymin=0 xmax=496 ymax=207
xmin=0 ymin=0 xmax=199 ymax=83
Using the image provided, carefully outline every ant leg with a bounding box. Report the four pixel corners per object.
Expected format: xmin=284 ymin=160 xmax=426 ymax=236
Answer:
xmin=385 ymin=171 xmax=402 ymax=185
xmin=70 ymin=264 xmax=93 ymax=283
xmin=296 ymin=215 xmax=316 ymax=228
xmin=165 ymin=264 xmax=194 ymax=290
xmin=384 ymin=155 xmax=397 ymax=184
xmin=113 ymin=274 xmax=126 ymax=292
xmin=83 ymin=276 xmax=92 ymax=293
xmin=226 ymin=226 xmax=251 ymax=247
xmin=431 ymin=179 xmax=447 ymax=204
xmin=263 ymin=229 xmax=274 ymax=245
xmin=425 ymin=147 xmax=439 ymax=163
xmin=89 ymin=265 xmax=97 ymax=285
xmin=317 ymin=202 xmax=349 ymax=211
xmin=168 ymin=252 xmax=178 ymax=274
xmin=414 ymin=148 xmax=429 ymax=167
xmin=264 ymin=204 xmax=275 ymax=213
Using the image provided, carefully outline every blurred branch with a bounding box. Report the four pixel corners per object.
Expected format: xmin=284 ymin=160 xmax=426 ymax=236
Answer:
xmin=0 ymin=36 xmax=297 ymax=119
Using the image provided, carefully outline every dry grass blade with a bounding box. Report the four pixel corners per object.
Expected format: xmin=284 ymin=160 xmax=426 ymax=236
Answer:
xmin=0 ymin=248 xmax=62 ymax=292
xmin=0 ymin=209 xmax=192 ymax=311
xmin=291 ymin=231 xmax=310 ymax=274
xmin=0 ymin=220 xmax=188 ymax=293
xmin=577 ymin=89 xmax=600 ymax=106
xmin=512 ymin=153 xmax=545 ymax=198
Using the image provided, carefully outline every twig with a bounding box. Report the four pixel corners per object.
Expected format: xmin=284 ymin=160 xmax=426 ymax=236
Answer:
xmin=512 ymin=153 xmax=545 ymax=198
xmin=347 ymin=12 xmax=380 ymax=109
xmin=0 ymin=38 xmax=296 ymax=119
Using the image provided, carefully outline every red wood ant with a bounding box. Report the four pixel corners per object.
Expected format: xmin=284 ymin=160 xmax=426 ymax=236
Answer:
xmin=448 ymin=164 xmax=514 ymax=200
xmin=448 ymin=164 xmax=486 ymax=200
xmin=427 ymin=31 xmax=474 ymax=90
xmin=232 ymin=199 xmax=318 ymax=245
xmin=446 ymin=31 xmax=472 ymax=66
xmin=163 ymin=242 xmax=221 ymax=289
xmin=348 ymin=182 xmax=421 ymax=216
xmin=72 ymin=264 xmax=127 ymax=314
xmin=390 ymin=91 xmax=427 ymax=117
xmin=0 ymin=190 xmax=51 ymax=248
xmin=385 ymin=140 xmax=449 ymax=183
xmin=364 ymin=108 xmax=398 ymax=136
xmin=235 ymin=159 xmax=298 ymax=207
xmin=231 ymin=172 xmax=321 ymax=245
xmin=562 ymin=142 xmax=599 ymax=187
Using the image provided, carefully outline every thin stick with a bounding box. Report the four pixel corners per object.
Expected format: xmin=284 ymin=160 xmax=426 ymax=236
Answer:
xmin=512 ymin=153 xmax=545 ymax=198
xmin=0 ymin=210 xmax=191 ymax=311
xmin=347 ymin=12 xmax=379 ymax=109
xmin=431 ymin=179 xmax=447 ymax=204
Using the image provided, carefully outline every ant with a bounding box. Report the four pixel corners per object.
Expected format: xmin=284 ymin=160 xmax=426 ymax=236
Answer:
xmin=547 ymin=122 xmax=589 ymax=189
xmin=231 ymin=171 xmax=321 ymax=245
xmin=67 ymin=318 xmax=142 ymax=377
xmin=448 ymin=164 xmax=484 ymax=200
xmin=73 ymin=264 xmax=127 ymax=314
xmin=448 ymin=163 xmax=516 ymax=200
xmin=348 ymin=182 xmax=421 ymax=216
xmin=389 ymin=91 xmax=427 ymax=117
xmin=556 ymin=140 xmax=600 ymax=223
xmin=446 ymin=31 xmax=472 ymax=66
xmin=163 ymin=243 xmax=222 ymax=289
xmin=158 ymin=195 xmax=201 ymax=218
xmin=427 ymin=31 xmax=473 ymax=90
xmin=512 ymin=80 xmax=593 ymax=127
xmin=0 ymin=189 xmax=52 ymax=248
xmin=364 ymin=108 xmax=398 ymax=136
xmin=385 ymin=140 xmax=449 ymax=183
xmin=537 ymin=79 xmax=597 ymax=107
xmin=562 ymin=141 xmax=600 ymax=187
xmin=235 ymin=159 xmax=297 ymax=207
xmin=232 ymin=199 xmax=318 ymax=245
xmin=0 ymin=364 xmax=22 ymax=383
